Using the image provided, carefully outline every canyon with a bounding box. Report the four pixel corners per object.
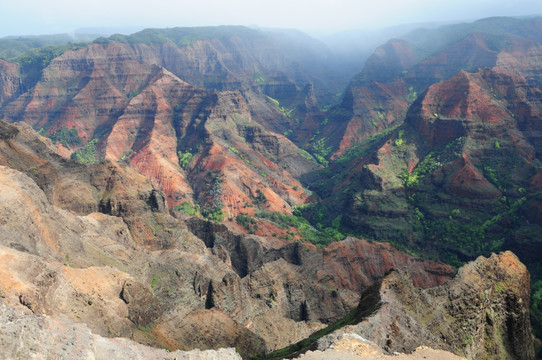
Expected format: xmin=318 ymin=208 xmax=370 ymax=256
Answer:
xmin=0 ymin=16 xmax=541 ymax=359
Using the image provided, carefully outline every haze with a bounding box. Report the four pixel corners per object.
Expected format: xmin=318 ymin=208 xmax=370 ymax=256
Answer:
xmin=1 ymin=0 xmax=542 ymax=38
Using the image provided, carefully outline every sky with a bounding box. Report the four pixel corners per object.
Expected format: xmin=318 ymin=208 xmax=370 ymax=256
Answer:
xmin=1 ymin=0 xmax=542 ymax=38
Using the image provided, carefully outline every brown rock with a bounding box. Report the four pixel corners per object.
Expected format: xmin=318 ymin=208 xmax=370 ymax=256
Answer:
xmin=120 ymin=279 xmax=163 ymax=327
xmin=296 ymin=333 xmax=466 ymax=360
xmin=346 ymin=251 xmax=534 ymax=359
xmin=153 ymin=308 xmax=266 ymax=357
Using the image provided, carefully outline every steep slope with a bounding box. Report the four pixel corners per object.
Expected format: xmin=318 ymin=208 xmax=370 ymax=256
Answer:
xmin=0 ymin=28 xmax=324 ymax=219
xmin=320 ymin=252 xmax=534 ymax=359
xmin=302 ymin=26 xmax=542 ymax=339
xmin=103 ymin=26 xmax=340 ymax=102
xmin=0 ymin=119 xmax=456 ymax=355
xmin=310 ymin=17 xmax=542 ymax=159
xmin=316 ymin=66 xmax=542 ymax=265
xmin=0 ymin=300 xmax=242 ymax=360
xmin=0 ymin=59 xmax=20 ymax=105
xmin=256 ymin=251 xmax=533 ymax=360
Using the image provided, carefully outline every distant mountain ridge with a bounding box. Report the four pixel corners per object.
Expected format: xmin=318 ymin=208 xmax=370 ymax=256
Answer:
xmin=1 ymin=16 xmax=542 ymax=355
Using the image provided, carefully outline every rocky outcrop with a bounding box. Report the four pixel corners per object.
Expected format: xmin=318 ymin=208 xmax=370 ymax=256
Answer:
xmin=0 ymin=120 xmax=203 ymax=249
xmin=0 ymin=29 xmax=321 ymax=215
xmin=317 ymin=19 xmax=542 ymax=158
xmin=320 ymin=62 xmax=542 ymax=266
xmin=0 ymin=118 xmax=18 ymax=140
xmin=153 ymin=308 xmax=266 ymax=357
xmin=296 ymin=333 xmax=466 ymax=360
xmin=187 ymin=218 xmax=454 ymax=326
xmin=357 ymin=40 xmax=422 ymax=84
xmin=338 ymin=251 xmax=534 ymax=359
xmin=0 ymin=59 xmax=20 ymax=106
xmin=0 ymin=301 xmax=242 ymax=360
xmin=0 ymin=128 xmax=456 ymax=354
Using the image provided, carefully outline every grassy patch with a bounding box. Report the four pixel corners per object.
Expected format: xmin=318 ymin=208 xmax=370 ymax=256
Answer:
xmin=333 ymin=125 xmax=401 ymax=169
xmin=257 ymin=209 xmax=344 ymax=247
xmin=236 ymin=213 xmax=258 ymax=233
xmin=178 ymin=150 xmax=193 ymax=169
xmin=49 ymin=126 xmax=82 ymax=147
xmin=172 ymin=202 xmax=200 ymax=217
xmin=71 ymin=139 xmax=98 ymax=164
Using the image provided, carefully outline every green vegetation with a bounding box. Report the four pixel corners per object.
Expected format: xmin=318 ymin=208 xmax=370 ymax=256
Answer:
xmin=532 ymin=280 xmax=542 ymax=338
xmin=151 ymin=273 xmax=161 ymax=289
xmin=137 ymin=321 xmax=155 ymax=334
xmin=399 ymin=136 xmax=528 ymax=264
xmin=407 ymin=86 xmax=418 ymax=103
xmin=298 ymin=148 xmax=316 ymax=163
xmin=201 ymin=170 xmax=225 ymax=222
xmin=394 ymin=129 xmax=405 ymax=146
xmin=308 ymin=137 xmax=332 ymax=167
xmin=253 ymin=67 xmax=267 ymax=84
xmin=257 ymin=208 xmax=344 ymax=247
xmin=0 ymin=34 xmax=95 ymax=61
xmin=63 ymin=254 xmax=72 ymax=267
xmin=252 ymin=189 xmax=268 ymax=205
xmin=399 ymin=170 xmax=419 ymax=187
xmin=236 ymin=213 xmax=258 ymax=233
xmin=177 ymin=150 xmax=194 ymax=169
xmin=49 ymin=126 xmax=83 ymax=147
xmin=228 ymin=146 xmax=254 ymax=167
xmin=202 ymin=205 xmax=225 ymax=222
xmin=13 ymin=42 xmax=89 ymax=89
xmin=204 ymin=170 xmax=223 ymax=191
xmin=266 ymin=96 xmax=279 ymax=107
xmin=334 ymin=125 xmax=401 ymax=168
xmin=71 ymin=139 xmax=98 ymax=164
xmin=400 ymin=137 xmax=464 ymax=188
xmin=95 ymin=26 xmax=266 ymax=48
xmin=127 ymin=88 xmax=140 ymax=99
xmin=228 ymin=146 xmax=240 ymax=155
xmin=266 ymin=95 xmax=297 ymax=121
xmin=172 ymin=202 xmax=200 ymax=217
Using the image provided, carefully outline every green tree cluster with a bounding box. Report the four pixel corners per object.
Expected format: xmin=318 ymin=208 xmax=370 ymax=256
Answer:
xmin=71 ymin=139 xmax=98 ymax=164
xmin=49 ymin=126 xmax=83 ymax=147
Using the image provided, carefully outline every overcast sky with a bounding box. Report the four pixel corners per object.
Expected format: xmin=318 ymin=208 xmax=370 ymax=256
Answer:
xmin=1 ymin=0 xmax=542 ymax=38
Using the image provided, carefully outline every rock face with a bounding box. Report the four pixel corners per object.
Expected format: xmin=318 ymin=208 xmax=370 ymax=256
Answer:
xmin=0 ymin=27 xmax=324 ymax=218
xmin=296 ymin=333 xmax=466 ymax=360
xmin=0 ymin=18 xmax=540 ymax=358
xmin=187 ymin=218 xmax=453 ymax=324
xmin=0 ymin=59 xmax=20 ymax=106
xmin=337 ymin=66 xmax=542 ymax=262
xmin=313 ymin=17 xmax=542 ymax=157
xmin=339 ymin=252 xmax=534 ymax=359
xmin=314 ymin=24 xmax=542 ymax=272
xmin=0 ymin=119 xmax=455 ymax=355
xmin=0 ymin=301 xmax=242 ymax=360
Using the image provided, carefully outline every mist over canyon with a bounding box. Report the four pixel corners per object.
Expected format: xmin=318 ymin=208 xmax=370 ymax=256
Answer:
xmin=0 ymin=15 xmax=541 ymax=359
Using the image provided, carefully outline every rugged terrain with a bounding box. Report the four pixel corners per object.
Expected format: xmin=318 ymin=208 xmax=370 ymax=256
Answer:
xmin=0 ymin=26 xmax=333 ymax=223
xmin=0 ymin=16 xmax=541 ymax=359
xmin=296 ymin=333 xmax=466 ymax=360
xmin=304 ymin=19 xmax=542 ymax=333
xmin=348 ymin=251 xmax=534 ymax=359
xmin=310 ymin=17 xmax=542 ymax=156
xmin=0 ymin=119 xmax=455 ymax=357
